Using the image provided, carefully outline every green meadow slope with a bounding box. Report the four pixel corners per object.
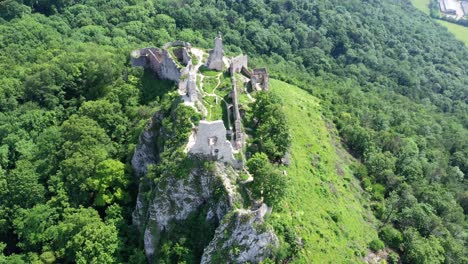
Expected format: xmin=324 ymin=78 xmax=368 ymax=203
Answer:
xmin=269 ymin=80 xmax=378 ymax=263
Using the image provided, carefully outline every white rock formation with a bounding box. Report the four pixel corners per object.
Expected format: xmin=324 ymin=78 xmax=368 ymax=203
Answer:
xmin=131 ymin=112 xmax=162 ymax=178
xmin=201 ymin=204 xmax=279 ymax=264
xmin=133 ymin=149 xmax=241 ymax=260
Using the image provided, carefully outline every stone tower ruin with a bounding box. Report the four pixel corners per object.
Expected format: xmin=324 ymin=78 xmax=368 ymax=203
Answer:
xmin=206 ymin=32 xmax=224 ymax=71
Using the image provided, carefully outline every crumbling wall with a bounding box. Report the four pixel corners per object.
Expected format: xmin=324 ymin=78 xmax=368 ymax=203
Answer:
xmin=231 ymin=80 xmax=243 ymax=150
xmin=163 ymin=41 xmax=192 ymax=50
xmin=130 ymin=48 xmax=183 ymax=82
xmin=251 ymin=68 xmax=269 ymax=91
xmin=130 ymin=49 xmax=148 ymax=67
xmin=207 ymin=33 xmax=224 ymax=71
xmin=230 ymin=55 xmax=248 ymax=74
xmin=173 ymin=47 xmax=191 ymax=66
xmin=158 ymin=50 xmax=182 ymax=81
xmin=188 ymin=120 xmax=236 ymax=164
xmin=186 ymin=69 xmax=202 ymax=103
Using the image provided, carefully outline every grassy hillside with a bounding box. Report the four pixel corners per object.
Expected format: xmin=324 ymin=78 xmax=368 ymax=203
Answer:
xmin=411 ymin=0 xmax=431 ymax=14
xmin=437 ymin=20 xmax=468 ymax=45
xmin=410 ymin=0 xmax=468 ymax=45
xmin=269 ymin=80 xmax=378 ymax=263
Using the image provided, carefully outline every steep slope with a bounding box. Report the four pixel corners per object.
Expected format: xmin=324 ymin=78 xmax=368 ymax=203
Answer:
xmin=269 ymin=80 xmax=378 ymax=263
xmin=131 ymin=107 xmax=278 ymax=263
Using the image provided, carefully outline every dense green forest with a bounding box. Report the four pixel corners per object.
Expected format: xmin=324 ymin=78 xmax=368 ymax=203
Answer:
xmin=0 ymin=0 xmax=466 ymax=263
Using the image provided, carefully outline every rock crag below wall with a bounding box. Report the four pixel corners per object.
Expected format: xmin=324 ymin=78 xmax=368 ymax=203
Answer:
xmin=201 ymin=204 xmax=279 ymax=264
xmin=142 ymin=163 xmax=239 ymax=261
xmin=131 ymin=111 xmax=277 ymax=263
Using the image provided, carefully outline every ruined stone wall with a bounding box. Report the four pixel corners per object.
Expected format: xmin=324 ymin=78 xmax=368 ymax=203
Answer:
xmin=171 ymin=47 xmax=191 ymax=67
xmin=207 ymin=34 xmax=224 ymax=71
xmin=241 ymin=66 xmax=252 ymax=78
xmin=158 ymin=50 xmax=182 ymax=82
xmin=251 ymin=68 xmax=269 ymax=91
xmin=131 ymin=48 xmax=183 ymax=82
xmin=146 ymin=48 xmax=163 ymax=78
xmin=163 ymin=41 xmax=192 ymax=50
xmin=188 ymin=120 xmax=235 ymax=164
xmin=231 ymin=80 xmax=243 ymax=149
xmin=230 ymin=55 xmax=248 ymax=74
xmin=186 ymin=69 xmax=202 ymax=103
xmin=130 ymin=49 xmax=148 ymax=67
xmin=181 ymin=48 xmax=192 ymax=66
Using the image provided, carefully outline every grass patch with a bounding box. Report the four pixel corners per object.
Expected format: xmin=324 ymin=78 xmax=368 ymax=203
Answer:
xmin=191 ymin=54 xmax=199 ymax=66
xmin=216 ymin=74 xmax=232 ymax=97
xmin=203 ymin=77 xmax=218 ymax=94
xmin=200 ymin=65 xmax=221 ymax=76
xmin=268 ymin=79 xmax=378 ymax=263
xmin=237 ymin=93 xmax=252 ymax=106
xmin=410 ymin=0 xmax=430 ymax=14
xmin=201 ymin=72 xmax=232 ymax=123
xmin=204 ymin=96 xmax=224 ymax=121
xmin=437 ymin=20 xmax=468 ymax=45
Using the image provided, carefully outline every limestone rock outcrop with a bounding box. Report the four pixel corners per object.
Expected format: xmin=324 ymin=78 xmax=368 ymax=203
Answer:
xmin=131 ymin=112 xmax=162 ymax=178
xmin=201 ymin=204 xmax=279 ymax=264
xmin=131 ymin=110 xmax=277 ymax=263
xmin=142 ymin=163 xmax=240 ymax=261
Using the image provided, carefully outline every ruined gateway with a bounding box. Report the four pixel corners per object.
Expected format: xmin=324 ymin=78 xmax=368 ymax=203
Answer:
xmin=131 ymin=36 xmax=276 ymax=263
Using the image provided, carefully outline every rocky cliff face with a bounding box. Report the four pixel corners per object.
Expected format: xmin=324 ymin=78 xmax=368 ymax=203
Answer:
xmin=131 ymin=112 xmax=163 ymax=179
xmin=141 ymin=163 xmax=239 ymax=261
xmin=201 ymin=204 xmax=279 ymax=264
xmin=132 ymin=110 xmax=278 ymax=263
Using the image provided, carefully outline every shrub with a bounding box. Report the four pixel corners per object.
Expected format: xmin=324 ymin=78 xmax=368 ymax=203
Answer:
xmin=369 ymin=238 xmax=385 ymax=252
xmin=379 ymin=225 xmax=403 ymax=249
xmin=388 ymin=252 xmax=399 ymax=264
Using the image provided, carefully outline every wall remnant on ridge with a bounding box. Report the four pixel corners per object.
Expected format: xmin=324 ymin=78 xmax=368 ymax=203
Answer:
xmin=185 ymin=66 xmax=204 ymax=105
xmin=230 ymin=78 xmax=244 ymax=150
xmin=230 ymin=55 xmax=248 ymax=74
xmin=251 ymin=68 xmax=269 ymax=91
xmin=130 ymin=47 xmax=183 ymax=82
xmin=206 ymin=33 xmax=224 ymax=71
xmin=188 ymin=120 xmax=236 ymax=165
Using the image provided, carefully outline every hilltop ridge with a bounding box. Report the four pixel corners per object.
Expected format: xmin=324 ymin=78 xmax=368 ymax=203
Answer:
xmin=130 ymin=34 xmax=380 ymax=262
xmin=130 ymin=36 xmax=285 ymax=263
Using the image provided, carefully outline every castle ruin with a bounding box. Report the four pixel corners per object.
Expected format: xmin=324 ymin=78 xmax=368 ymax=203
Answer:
xmin=206 ymin=32 xmax=224 ymax=71
xmin=131 ymin=35 xmax=269 ymax=166
xmin=187 ymin=120 xmax=236 ymax=164
xmin=250 ymin=68 xmax=269 ymax=91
